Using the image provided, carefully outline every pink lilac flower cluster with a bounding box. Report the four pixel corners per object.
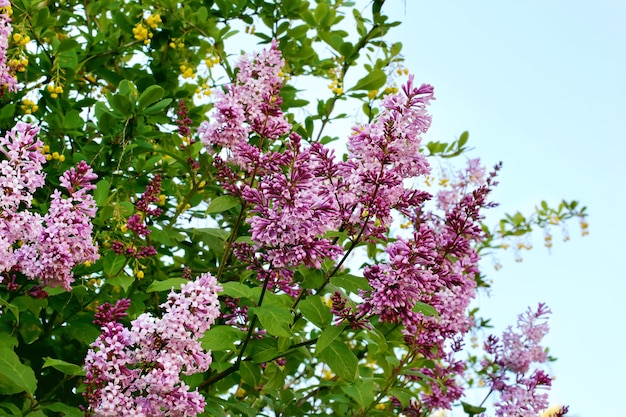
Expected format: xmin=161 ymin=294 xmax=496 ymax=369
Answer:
xmin=480 ymin=304 xmax=563 ymax=417
xmin=84 ymin=273 xmax=222 ymax=417
xmin=0 ymin=124 xmax=99 ymax=289
xmin=0 ymin=0 xmax=18 ymax=93
xmin=199 ymin=39 xmax=289 ymax=167
xmin=17 ymin=161 xmax=99 ymax=289
xmin=334 ymin=76 xmax=434 ymax=235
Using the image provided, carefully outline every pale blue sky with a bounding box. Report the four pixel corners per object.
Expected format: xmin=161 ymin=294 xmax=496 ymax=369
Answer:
xmin=387 ymin=1 xmax=625 ymax=415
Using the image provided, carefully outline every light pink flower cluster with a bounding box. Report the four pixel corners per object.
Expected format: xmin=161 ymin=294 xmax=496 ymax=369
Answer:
xmin=482 ymin=304 xmax=557 ymax=417
xmin=199 ymin=39 xmax=289 ymax=167
xmin=436 ymin=158 xmax=487 ymax=212
xmin=0 ymin=0 xmax=17 ymax=93
xmin=84 ymin=273 xmax=222 ymax=417
xmin=17 ymin=161 xmax=99 ymax=289
xmin=335 ymin=76 xmax=434 ymax=234
xmin=0 ymin=124 xmax=99 ymax=289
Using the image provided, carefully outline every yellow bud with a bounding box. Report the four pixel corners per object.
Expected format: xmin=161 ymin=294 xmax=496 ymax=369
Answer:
xmin=52 ymin=151 xmax=60 ymax=159
xmin=50 ymin=93 xmax=58 ymax=99
xmin=136 ymin=270 xmax=144 ymax=279
xmin=367 ymin=89 xmax=378 ymax=99
xmin=58 ymin=154 xmax=65 ymax=162
xmin=54 ymin=86 xmax=63 ymax=94
xmin=120 ymin=224 xmax=128 ymax=233
xmin=47 ymin=84 xmax=55 ymax=92
xmin=235 ymin=388 xmax=246 ymax=398
xmin=84 ymin=260 xmax=91 ymax=267
xmin=42 ymin=145 xmax=50 ymax=153
xmin=45 ymin=154 xmax=52 ymax=161
xmin=12 ymin=33 xmax=21 ymax=42
xmin=169 ymin=42 xmax=176 ymax=49
xmin=32 ymin=105 xmax=39 ymax=112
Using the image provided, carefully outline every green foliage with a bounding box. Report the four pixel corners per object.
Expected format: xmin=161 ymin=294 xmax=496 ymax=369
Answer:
xmin=0 ymin=0 xmax=587 ymax=415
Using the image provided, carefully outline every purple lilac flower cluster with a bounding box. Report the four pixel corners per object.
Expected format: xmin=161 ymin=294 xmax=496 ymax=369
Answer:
xmin=0 ymin=124 xmax=99 ymax=289
xmin=111 ymin=174 xmax=162 ymax=258
xmin=195 ymin=43 xmax=552 ymax=415
xmin=200 ymin=42 xmax=343 ymax=282
xmin=0 ymin=0 xmax=17 ymax=93
xmin=481 ymin=304 xmax=564 ymax=417
xmin=84 ymin=273 xmax=222 ymax=417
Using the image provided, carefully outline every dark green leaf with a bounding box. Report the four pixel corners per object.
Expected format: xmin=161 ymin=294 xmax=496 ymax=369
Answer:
xmin=42 ymin=403 xmax=83 ymax=417
xmin=138 ymin=85 xmax=165 ymax=111
xmin=0 ymin=348 xmax=37 ymax=395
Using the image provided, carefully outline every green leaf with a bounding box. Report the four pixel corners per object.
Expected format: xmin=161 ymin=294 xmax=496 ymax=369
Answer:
xmin=206 ymin=195 xmax=240 ymax=214
xmin=0 ymin=348 xmax=37 ymax=395
xmin=57 ymin=38 xmax=80 ymax=53
xmin=461 ymin=401 xmax=487 ymax=416
xmin=42 ymin=403 xmax=83 ymax=417
xmin=263 ymin=362 xmax=285 ymax=390
xmin=200 ymin=326 xmax=244 ymax=351
xmin=94 ymin=179 xmax=110 ymax=207
xmin=109 ymin=94 xmax=133 ymax=115
xmin=350 ymin=69 xmax=386 ymax=92
xmin=106 ymin=274 xmax=134 ymax=292
xmin=250 ymin=305 xmax=292 ymax=338
xmin=315 ymin=324 xmax=345 ymax=355
xmin=319 ymin=341 xmax=358 ymax=382
xmin=458 ymin=131 xmax=469 ymax=147
xmin=0 ymin=298 xmax=19 ymax=325
xmin=240 ymin=360 xmax=261 ymax=387
xmin=143 ymin=98 xmax=172 ymax=115
xmin=250 ymin=338 xmax=280 ymax=364
xmin=299 ymin=296 xmax=332 ymax=329
xmin=103 ymin=252 xmax=127 ymax=277
xmin=42 ymin=357 xmax=85 ymax=377
xmin=220 ymin=282 xmax=253 ymax=300
xmin=341 ymin=379 xmax=375 ymax=409
xmin=330 ymin=274 xmax=371 ymax=294
xmin=193 ymin=227 xmax=230 ymax=241
xmin=138 ymin=85 xmax=165 ymax=111
xmin=146 ymin=278 xmax=189 ymax=293
xmin=412 ymin=301 xmax=439 ymax=318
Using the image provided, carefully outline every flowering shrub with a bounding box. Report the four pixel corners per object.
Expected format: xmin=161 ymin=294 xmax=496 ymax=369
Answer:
xmin=0 ymin=0 xmax=585 ymax=416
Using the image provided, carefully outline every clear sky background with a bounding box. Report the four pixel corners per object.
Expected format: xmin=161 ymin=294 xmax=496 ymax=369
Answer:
xmin=384 ymin=1 xmax=625 ymax=416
